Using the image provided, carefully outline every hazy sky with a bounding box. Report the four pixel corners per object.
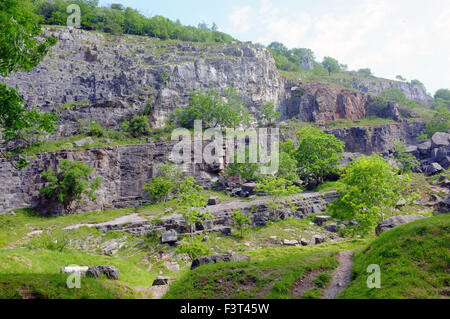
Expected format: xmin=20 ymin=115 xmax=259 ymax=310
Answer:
xmin=99 ymin=0 xmax=450 ymax=95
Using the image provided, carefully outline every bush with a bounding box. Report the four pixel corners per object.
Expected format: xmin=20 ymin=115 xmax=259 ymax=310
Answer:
xmin=176 ymin=236 xmax=209 ymax=261
xmin=232 ymin=210 xmax=251 ymax=239
xmin=313 ymin=273 xmax=331 ymax=288
xmin=39 ymin=160 xmax=102 ymax=214
xmin=143 ymin=164 xmax=181 ymax=203
xmin=393 ymin=141 xmax=419 ymax=173
xmin=122 ymin=115 xmax=150 ymax=137
xmin=87 ymin=121 xmax=106 ymax=137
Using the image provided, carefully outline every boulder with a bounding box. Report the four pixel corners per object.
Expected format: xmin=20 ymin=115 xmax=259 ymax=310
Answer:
xmin=432 ymin=146 xmax=448 ymax=163
xmin=191 ymin=254 xmax=250 ymax=270
xmin=242 ymin=182 xmax=257 ymax=195
xmin=417 ymin=140 xmax=431 ymax=157
xmin=300 ymin=238 xmax=309 ymax=246
xmin=426 ymin=162 xmax=444 ymax=175
xmin=73 ymin=137 xmax=94 ymax=147
xmin=405 ymin=145 xmax=419 ymax=157
xmin=437 ymin=196 xmax=450 ymax=212
xmin=207 ymin=197 xmax=221 ymax=206
xmin=152 ymin=276 xmax=170 ymax=286
xmin=312 ymin=235 xmax=326 ymax=244
xmin=375 ymin=215 xmax=426 ymax=235
xmin=227 ymin=174 xmax=243 ymax=185
xmin=161 ymin=229 xmax=178 ymax=244
xmin=440 ymin=156 xmax=450 ymax=169
xmin=314 ymin=215 xmax=331 ymax=226
xmin=86 ymin=266 xmax=119 ymax=280
xmin=431 ymin=132 xmax=450 ymax=148
xmin=282 ymin=239 xmax=299 ymax=246
xmin=324 ymin=223 xmax=338 ymax=232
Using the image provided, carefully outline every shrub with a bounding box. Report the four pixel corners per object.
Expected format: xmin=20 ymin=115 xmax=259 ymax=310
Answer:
xmin=258 ymin=102 xmax=281 ymax=125
xmin=176 ymin=236 xmax=209 ymax=261
xmin=313 ymin=273 xmax=332 ymax=288
xmin=393 ymin=141 xmax=419 ymax=173
xmin=39 ymin=160 xmax=102 ymax=214
xmin=122 ymin=115 xmax=150 ymax=137
xmin=232 ymin=210 xmax=251 ymax=239
xmin=87 ymin=121 xmax=106 ymax=137
xmin=143 ymin=164 xmax=182 ymax=203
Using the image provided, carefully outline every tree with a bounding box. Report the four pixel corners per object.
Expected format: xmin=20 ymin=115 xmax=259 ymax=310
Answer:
xmin=143 ymin=164 xmax=181 ymax=203
xmin=255 ymin=176 xmax=302 ymax=220
xmin=268 ymin=42 xmax=289 ymax=56
xmin=328 ymin=154 xmax=412 ymax=235
xmin=278 ymin=152 xmax=298 ymax=182
xmin=410 ymin=79 xmax=428 ymax=95
xmin=396 ymin=75 xmax=406 ymax=82
xmin=258 ymin=102 xmax=281 ymax=125
xmin=224 ymin=146 xmax=260 ymax=181
xmin=393 ymin=141 xmax=419 ymax=173
xmin=434 ymin=89 xmax=450 ymax=101
xmin=232 ymin=209 xmax=251 ymax=239
xmin=290 ymin=48 xmax=315 ymax=61
xmin=294 ymin=127 xmax=345 ymax=188
xmin=357 ymin=68 xmax=372 ymax=77
xmin=0 ymin=0 xmax=57 ymax=166
xmin=175 ymin=177 xmax=212 ymax=239
xmin=39 ymin=160 xmax=102 ymax=214
xmin=321 ymin=56 xmax=341 ymax=75
xmin=174 ymin=88 xmax=250 ymax=129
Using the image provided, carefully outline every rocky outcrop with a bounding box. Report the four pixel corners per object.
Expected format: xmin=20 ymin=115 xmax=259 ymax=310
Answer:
xmin=1 ymin=27 xmax=284 ymax=132
xmin=375 ymin=215 xmax=426 ymax=235
xmin=191 ymin=254 xmax=251 ymax=270
xmin=348 ymin=77 xmax=432 ymax=105
xmin=325 ymin=122 xmax=426 ymax=154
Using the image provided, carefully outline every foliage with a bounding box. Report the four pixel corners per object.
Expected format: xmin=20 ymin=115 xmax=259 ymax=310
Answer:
xmin=258 ymin=102 xmax=281 ymax=125
xmin=173 ymin=88 xmax=250 ymax=128
xmin=268 ymin=42 xmax=315 ymax=73
xmin=25 ymin=229 xmax=70 ymax=252
xmin=410 ymin=79 xmax=428 ymax=95
xmin=396 ymin=75 xmax=406 ymax=81
xmin=121 ymin=115 xmax=150 ymax=137
xmin=0 ymin=0 xmax=57 ymax=167
xmin=232 ymin=210 xmax=251 ymax=239
xmin=294 ymin=127 xmax=345 ymax=188
xmin=393 ymin=141 xmax=419 ymax=173
xmin=424 ymin=105 xmax=450 ymax=137
xmin=143 ymin=164 xmax=182 ymax=203
xmin=357 ymin=68 xmax=372 ymax=77
xmin=378 ymin=88 xmax=419 ymax=109
xmin=224 ymin=146 xmax=260 ymax=181
xmin=175 ymin=177 xmax=211 ymax=236
xmin=434 ymin=88 xmax=450 ymax=101
xmin=39 ymin=160 xmax=102 ymax=214
xmin=278 ymin=152 xmax=299 ymax=182
xmin=328 ymin=154 xmax=412 ymax=235
xmin=33 ymin=0 xmax=234 ymax=43
xmin=321 ymin=56 xmax=341 ymax=75
xmin=313 ymin=272 xmax=332 ymax=288
xmin=176 ymin=236 xmax=210 ymax=261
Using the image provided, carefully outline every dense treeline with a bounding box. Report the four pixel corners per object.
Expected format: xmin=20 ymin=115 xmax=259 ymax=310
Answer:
xmin=30 ymin=0 xmax=235 ymax=43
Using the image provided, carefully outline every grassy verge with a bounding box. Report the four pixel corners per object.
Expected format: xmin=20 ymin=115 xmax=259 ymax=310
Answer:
xmin=339 ymin=215 xmax=450 ymax=299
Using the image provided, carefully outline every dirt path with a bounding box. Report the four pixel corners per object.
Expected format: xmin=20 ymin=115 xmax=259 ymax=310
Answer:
xmin=322 ymin=251 xmax=354 ymax=299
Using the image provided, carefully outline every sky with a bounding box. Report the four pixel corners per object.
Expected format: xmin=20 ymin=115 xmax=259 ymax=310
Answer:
xmin=98 ymin=0 xmax=450 ymax=95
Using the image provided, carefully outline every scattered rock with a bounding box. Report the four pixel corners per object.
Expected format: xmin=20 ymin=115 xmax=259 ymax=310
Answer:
xmin=375 ymin=215 xmax=426 ymax=235
xmin=242 ymin=182 xmax=257 ymax=195
xmin=426 ymin=162 xmax=444 ymax=175
xmin=207 ymin=197 xmax=221 ymax=206
xmin=396 ymin=198 xmax=406 ymax=207
xmin=312 ymin=235 xmax=326 ymax=244
xmin=152 ymin=276 xmax=170 ymax=286
xmin=324 ymin=223 xmax=338 ymax=233
xmin=283 ymin=239 xmax=299 ymax=246
xmin=314 ymin=215 xmax=331 ymax=226
xmin=86 ymin=266 xmax=119 ymax=280
xmin=191 ymin=254 xmax=250 ymax=270
xmin=73 ymin=137 xmax=94 ymax=147
xmin=300 ymin=238 xmax=308 ymax=246
xmin=161 ymin=229 xmax=178 ymax=244
xmin=202 ymin=235 xmax=209 ymax=242
xmin=9 ymin=211 xmax=16 ymax=216
xmin=164 ymin=261 xmax=180 ymax=272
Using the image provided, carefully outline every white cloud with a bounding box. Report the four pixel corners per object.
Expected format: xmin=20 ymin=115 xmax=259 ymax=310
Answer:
xmin=225 ymin=0 xmax=450 ymax=93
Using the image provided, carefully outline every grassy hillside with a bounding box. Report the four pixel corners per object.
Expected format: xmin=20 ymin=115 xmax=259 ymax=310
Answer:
xmin=164 ymin=239 xmax=366 ymax=299
xmin=340 ymin=215 xmax=450 ymax=299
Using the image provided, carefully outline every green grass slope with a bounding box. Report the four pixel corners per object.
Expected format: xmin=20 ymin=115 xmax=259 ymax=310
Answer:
xmin=340 ymin=215 xmax=450 ymax=299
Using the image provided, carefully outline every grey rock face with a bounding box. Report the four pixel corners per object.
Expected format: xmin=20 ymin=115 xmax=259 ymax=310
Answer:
xmin=207 ymin=197 xmax=221 ymax=206
xmin=426 ymin=163 xmax=444 ymax=175
xmin=375 ymin=215 xmax=426 ymax=235
xmin=161 ymin=229 xmax=178 ymax=244
xmin=431 ymin=132 xmax=450 ymax=148
xmin=191 ymin=254 xmax=250 ymax=270
xmin=324 ymin=223 xmax=338 ymax=232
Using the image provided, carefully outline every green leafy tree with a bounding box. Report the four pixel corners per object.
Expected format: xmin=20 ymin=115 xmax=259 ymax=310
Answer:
xmin=232 ymin=209 xmax=251 ymax=239
xmin=393 ymin=141 xmax=419 ymax=173
xmin=224 ymin=146 xmax=260 ymax=181
xmin=425 ymin=106 xmax=450 ymax=137
xmin=258 ymin=102 xmax=281 ymax=125
xmin=175 ymin=177 xmax=212 ymax=239
xmin=174 ymin=88 xmax=250 ymax=128
xmin=0 ymin=0 xmax=57 ymax=166
xmin=357 ymin=68 xmax=372 ymax=76
xmin=278 ymin=152 xmax=299 ymax=182
xmin=396 ymin=75 xmax=406 ymax=82
xmin=295 ymin=127 xmax=345 ymax=188
xmin=143 ymin=164 xmax=181 ymax=203
xmin=434 ymin=89 xmax=450 ymax=101
xmin=321 ymin=56 xmax=341 ymax=75
xmin=255 ymin=176 xmax=302 ymax=220
xmin=328 ymin=154 xmax=412 ymax=235
xmin=39 ymin=160 xmax=102 ymax=214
